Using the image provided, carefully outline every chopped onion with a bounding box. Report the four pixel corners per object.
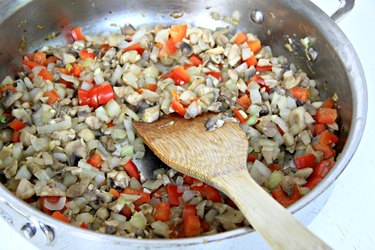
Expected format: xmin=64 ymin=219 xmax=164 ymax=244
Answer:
xmin=129 ymin=212 xmax=147 ymax=229
xmin=43 ymin=196 xmax=67 ymax=211
xmin=151 ymin=221 xmax=171 ymax=238
xmin=249 ymin=160 xmax=272 ymax=185
xmin=111 ymin=65 xmax=123 ymax=84
xmin=76 ymin=212 xmax=94 ymax=224
xmin=266 ymin=171 xmax=284 ymax=190
xmin=182 ymin=190 xmax=195 ymax=202
xmin=95 ymin=106 xmax=111 ymax=123
xmin=15 ymin=165 xmax=32 ymax=180
xmin=37 ymin=117 xmax=72 ymax=134
xmin=81 ymin=81 xmax=93 ymax=91
xmin=105 ymin=100 xmax=121 ymax=118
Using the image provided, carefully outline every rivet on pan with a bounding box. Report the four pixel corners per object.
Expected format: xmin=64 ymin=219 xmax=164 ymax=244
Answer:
xmin=250 ymin=10 xmax=264 ymax=24
xmin=169 ymin=11 xmax=184 ymax=19
xmin=308 ymin=47 xmax=318 ymax=62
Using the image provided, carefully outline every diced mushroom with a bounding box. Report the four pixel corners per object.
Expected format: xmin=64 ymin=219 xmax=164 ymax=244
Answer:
xmin=39 ymin=186 xmax=66 ymax=197
xmin=141 ymin=89 xmax=159 ymax=103
xmin=51 ymin=129 xmax=76 ymax=144
xmin=142 ymin=105 xmax=160 ymax=123
xmin=85 ymin=116 xmax=101 ymax=130
xmin=280 ymin=175 xmax=296 ymax=196
xmin=78 ymin=128 xmax=95 ymax=142
xmin=66 ymin=176 xmax=91 ymax=198
xmin=16 ymin=178 xmax=35 ymax=199
xmin=64 ymin=140 xmax=87 ymax=166
xmin=2 ymin=91 xmax=23 ymax=108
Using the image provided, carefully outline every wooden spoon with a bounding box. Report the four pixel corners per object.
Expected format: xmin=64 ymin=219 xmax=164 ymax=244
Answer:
xmin=133 ymin=113 xmax=331 ymax=250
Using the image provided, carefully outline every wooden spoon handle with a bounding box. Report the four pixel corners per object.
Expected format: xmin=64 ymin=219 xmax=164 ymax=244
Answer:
xmin=213 ymin=170 xmax=331 ymax=250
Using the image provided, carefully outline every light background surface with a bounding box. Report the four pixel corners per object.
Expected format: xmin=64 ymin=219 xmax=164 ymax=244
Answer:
xmin=1 ymin=0 xmax=374 ymax=249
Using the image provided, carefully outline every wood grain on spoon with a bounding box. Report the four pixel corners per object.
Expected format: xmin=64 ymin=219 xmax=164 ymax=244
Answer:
xmin=133 ymin=112 xmax=331 ymax=250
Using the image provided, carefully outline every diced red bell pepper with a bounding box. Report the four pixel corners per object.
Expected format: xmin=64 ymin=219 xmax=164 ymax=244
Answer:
xmin=248 ymin=40 xmax=261 ymax=54
xmin=183 ymin=204 xmax=197 ymax=219
xmin=290 ymin=87 xmax=310 ymax=102
xmin=189 ymin=55 xmax=202 ymax=67
xmin=38 ymin=68 xmax=54 ymax=81
xmin=51 ymin=211 xmax=70 ymax=223
xmin=12 ymin=131 xmax=20 ymax=143
xmin=236 ymin=94 xmax=251 ymax=110
xmin=78 ymin=88 xmax=90 ymax=106
xmin=78 ymin=83 xmax=114 ymax=108
xmin=233 ymin=32 xmax=248 ymax=45
xmin=190 ymin=184 xmax=205 ymax=196
xmin=163 ymin=66 xmax=190 ymax=85
xmin=321 ymin=97 xmax=334 ymax=109
xmin=170 ymin=24 xmax=187 ymax=44
xmin=87 ymin=152 xmax=103 ymax=169
xmin=0 ymin=84 xmax=17 ymax=94
xmin=80 ymin=223 xmax=89 ymax=230
xmin=123 ymin=160 xmax=140 ymax=181
xmin=135 ymin=191 xmax=151 ymax=205
xmin=144 ymin=83 xmax=158 ymax=92
xmin=124 ymin=43 xmax=144 ymax=55
xmin=183 ymin=175 xmax=197 ymax=185
xmin=256 ymin=65 xmax=273 ymax=72
xmin=153 ymin=202 xmax=171 ymax=222
xmin=33 ymin=52 xmax=47 ymax=65
xmin=71 ymin=27 xmax=87 ymax=41
xmin=45 ymin=56 xmax=58 ymax=66
xmin=183 ymin=215 xmax=201 ymax=237
xmin=8 ymin=119 xmax=26 ymax=131
xmin=109 ymin=188 xmax=121 ymax=199
xmin=303 ymin=176 xmax=323 ymax=190
xmin=72 ymin=64 xmax=82 ymax=77
xmin=123 ymin=188 xmax=150 ymax=205
xmin=313 ymin=143 xmax=335 ymax=159
xmin=205 ymin=71 xmax=222 ymax=81
xmin=167 ymin=184 xmax=182 ymax=206
xmin=120 ymin=204 xmax=132 ymax=217
xmin=171 ymin=99 xmax=187 ymax=116
xmin=318 ymin=130 xmax=339 ymax=145
xmin=248 ymin=75 xmax=270 ymax=93
xmin=294 ymin=153 xmax=316 ymax=169
xmin=80 ymin=49 xmax=96 ymax=59
xmin=22 ymin=60 xmax=40 ymax=69
xmin=159 ymin=38 xmax=177 ymax=57
xmin=203 ymin=185 xmax=222 ymax=202
xmin=271 ymin=184 xmax=301 ymax=208
xmin=245 ymin=55 xmax=257 ymax=67
xmin=312 ymin=159 xmax=335 ymax=179
xmin=313 ymin=123 xmax=326 ymax=136
xmin=97 ymin=83 xmax=115 ymax=105
xmin=315 ymin=108 xmax=337 ymax=125
xmin=44 ymin=89 xmax=60 ymax=104
xmin=247 ymin=153 xmax=256 ymax=162
xmin=268 ymin=163 xmax=282 ymax=172
xmin=233 ymin=107 xmax=248 ymax=124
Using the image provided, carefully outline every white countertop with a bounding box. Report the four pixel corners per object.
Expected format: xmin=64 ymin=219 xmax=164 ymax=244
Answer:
xmin=1 ymin=1 xmax=375 ymax=249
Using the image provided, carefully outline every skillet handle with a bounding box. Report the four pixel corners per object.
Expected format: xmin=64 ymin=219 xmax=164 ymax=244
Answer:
xmin=331 ymin=0 xmax=355 ymax=22
xmin=312 ymin=0 xmax=355 ymax=22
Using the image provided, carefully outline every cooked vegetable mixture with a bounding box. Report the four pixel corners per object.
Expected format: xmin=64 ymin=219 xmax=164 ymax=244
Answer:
xmin=0 ymin=24 xmax=339 ymax=238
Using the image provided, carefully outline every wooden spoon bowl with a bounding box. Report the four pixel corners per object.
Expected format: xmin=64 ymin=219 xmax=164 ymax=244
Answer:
xmin=133 ymin=113 xmax=331 ymax=250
